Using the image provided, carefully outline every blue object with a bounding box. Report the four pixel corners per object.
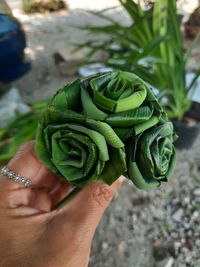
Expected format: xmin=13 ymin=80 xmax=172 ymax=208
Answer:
xmin=0 ymin=14 xmax=30 ymax=83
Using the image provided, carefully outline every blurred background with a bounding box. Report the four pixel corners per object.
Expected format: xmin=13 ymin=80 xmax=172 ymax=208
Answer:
xmin=0 ymin=1 xmax=200 ymax=266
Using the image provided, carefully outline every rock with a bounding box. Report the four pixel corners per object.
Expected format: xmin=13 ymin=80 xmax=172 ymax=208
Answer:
xmin=151 ymin=205 xmax=164 ymax=220
xmin=173 ymin=242 xmax=181 ymax=256
xmin=172 ymin=209 xmax=184 ymax=222
xmin=185 ymin=237 xmax=193 ymax=250
xmin=117 ymin=241 xmax=127 ymax=255
xmin=180 ymin=246 xmax=189 ymax=254
xmin=53 ymin=48 xmax=84 ymax=76
xmin=102 ymin=242 xmax=108 ymax=250
xmin=181 ymin=238 xmax=186 ymax=245
xmin=185 ymin=255 xmax=192 ymax=264
xmin=195 ymin=239 xmax=200 ymax=246
xmin=183 ymin=222 xmax=191 ymax=230
xmin=193 ymin=188 xmax=200 ymax=196
xmin=192 ymin=211 xmax=199 ymax=220
xmin=153 ymin=241 xmax=168 ymax=261
xmin=183 ymin=196 xmax=190 ymax=204
xmin=171 ymin=232 xmax=178 ymax=239
xmin=132 ymin=214 xmax=137 ymax=222
xmin=166 ymin=242 xmax=176 ymax=258
xmin=164 ymin=257 xmax=174 ymax=267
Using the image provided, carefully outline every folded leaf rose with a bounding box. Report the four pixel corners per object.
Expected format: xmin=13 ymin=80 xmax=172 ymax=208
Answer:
xmin=35 ymin=71 xmax=176 ymax=196
xmin=36 ymin=108 xmax=126 ymax=187
xmin=81 ymin=71 xmax=163 ymax=140
xmin=127 ymin=120 xmax=176 ymax=189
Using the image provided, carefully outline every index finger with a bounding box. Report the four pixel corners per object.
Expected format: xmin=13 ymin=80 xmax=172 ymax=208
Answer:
xmin=0 ymin=141 xmax=63 ymax=191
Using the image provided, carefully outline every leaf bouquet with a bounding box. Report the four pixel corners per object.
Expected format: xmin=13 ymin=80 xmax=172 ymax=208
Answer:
xmin=35 ymin=71 xmax=176 ymax=206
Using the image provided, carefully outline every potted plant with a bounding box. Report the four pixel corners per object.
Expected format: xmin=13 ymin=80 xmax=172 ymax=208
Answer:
xmin=75 ymin=0 xmax=200 ymax=149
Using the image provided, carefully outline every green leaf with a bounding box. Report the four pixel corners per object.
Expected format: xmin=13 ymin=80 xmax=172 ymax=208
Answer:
xmin=134 ymin=116 xmax=159 ymax=135
xmin=137 ymin=122 xmax=175 ymax=179
xmin=51 ymin=130 xmax=98 ymax=181
xmin=116 ymin=83 xmax=147 ymax=112
xmin=106 ymin=104 xmax=153 ymax=127
xmin=67 ymin=124 xmax=109 ymax=161
xmin=35 ymin=123 xmax=59 ymax=175
xmin=184 ymin=31 xmax=200 ymax=64
xmin=0 ymin=101 xmax=47 ymax=164
xmin=113 ymin=127 xmax=134 ymax=141
xmin=128 ymin=162 xmax=160 ymax=190
xmin=93 ymin=90 xmax=117 ymax=112
xmin=81 ymin=87 xmax=107 ymax=120
xmin=50 ymin=79 xmax=82 ymax=112
xmin=83 ymin=8 xmax=121 ymax=25
xmin=86 ymin=119 xmax=124 ymax=148
xmin=99 ymin=147 xmax=126 ymax=185
xmin=186 ymin=68 xmax=200 ymax=93
xmin=42 ymin=107 xmax=85 ymax=126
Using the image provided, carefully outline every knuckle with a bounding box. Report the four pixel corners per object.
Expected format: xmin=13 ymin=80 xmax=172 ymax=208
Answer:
xmin=18 ymin=141 xmax=35 ymax=153
xmin=8 ymin=141 xmax=36 ymax=164
xmin=18 ymin=141 xmax=35 ymax=155
xmin=91 ymin=184 xmax=113 ymax=207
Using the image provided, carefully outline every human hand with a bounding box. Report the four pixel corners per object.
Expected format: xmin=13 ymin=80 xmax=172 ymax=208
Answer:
xmin=0 ymin=141 xmax=124 ymax=267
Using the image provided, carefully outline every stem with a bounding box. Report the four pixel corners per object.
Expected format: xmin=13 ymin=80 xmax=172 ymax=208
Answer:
xmin=53 ymin=187 xmax=82 ymax=210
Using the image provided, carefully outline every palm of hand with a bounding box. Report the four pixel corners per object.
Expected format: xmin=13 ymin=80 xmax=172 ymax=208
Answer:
xmin=0 ymin=142 xmax=122 ymax=267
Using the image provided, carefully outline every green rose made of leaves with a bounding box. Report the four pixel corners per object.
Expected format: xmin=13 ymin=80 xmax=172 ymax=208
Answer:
xmin=36 ymin=71 xmax=176 ymax=194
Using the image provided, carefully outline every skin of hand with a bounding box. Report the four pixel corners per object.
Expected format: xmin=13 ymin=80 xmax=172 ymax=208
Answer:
xmin=0 ymin=141 xmax=124 ymax=267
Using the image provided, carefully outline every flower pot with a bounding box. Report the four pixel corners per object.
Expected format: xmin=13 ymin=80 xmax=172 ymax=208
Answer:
xmin=173 ymin=102 xmax=200 ymax=149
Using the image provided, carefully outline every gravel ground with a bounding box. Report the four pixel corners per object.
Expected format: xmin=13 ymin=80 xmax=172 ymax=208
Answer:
xmin=89 ymin=136 xmax=200 ymax=267
xmin=8 ymin=0 xmax=124 ymax=102
xmin=6 ymin=1 xmax=200 ymax=266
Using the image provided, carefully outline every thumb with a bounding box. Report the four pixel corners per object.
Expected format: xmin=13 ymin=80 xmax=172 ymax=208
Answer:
xmin=54 ymin=177 xmax=125 ymax=245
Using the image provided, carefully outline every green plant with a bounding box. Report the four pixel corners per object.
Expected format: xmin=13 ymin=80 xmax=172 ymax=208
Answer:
xmin=75 ymin=0 xmax=200 ymax=121
xmin=35 ymin=71 xmax=176 ymax=200
xmin=0 ymin=101 xmax=47 ymax=164
xmin=22 ymin=0 xmax=66 ymax=13
xmin=22 ymin=0 xmax=36 ymax=13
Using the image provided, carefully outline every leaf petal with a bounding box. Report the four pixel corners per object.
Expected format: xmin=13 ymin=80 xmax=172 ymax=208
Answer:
xmin=86 ymin=119 xmax=124 ymax=148
xmin=99 ymin=147 xmax=127 ymax=185
xmin=67 ymin=124 xmax=109 ymax=161
xmin=106 ymin=104 xmax=153 ymax=127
